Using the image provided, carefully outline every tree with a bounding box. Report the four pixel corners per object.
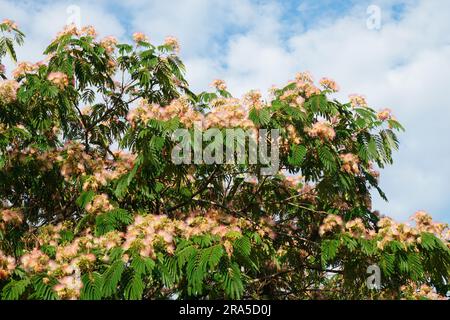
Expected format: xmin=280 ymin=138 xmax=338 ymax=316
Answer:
xmin=0 ymin=20 xmax=448 ymax=300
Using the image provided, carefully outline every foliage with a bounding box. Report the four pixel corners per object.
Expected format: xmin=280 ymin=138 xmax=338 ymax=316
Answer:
xmin=0 ymin=20 xmax=448 ymax=300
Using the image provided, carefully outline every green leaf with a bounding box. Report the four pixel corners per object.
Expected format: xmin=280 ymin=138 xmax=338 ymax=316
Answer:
xmin=234 ymin=236 xmax=251 ymax=257
xmin=1 ymin=278 xmax=30 ymax=300
xmin=114 ymin=156 xmax=142 ymax=198
xmin=288 ymin=144 xmax=307 ymax=166
xmin=30 ymin=275 xmax=58 ymax=300
xmin=80 ymin=273 xmax=103 ymax=300
xmin=318 ymin=146 xmax=337 ymax=172
xmin=101 ymin=260 xmax=125 ymax=298
xmin=321 ymin=239 xmax=339 ymax=265
xmin=124 ymin=273 xmax=145 ymax=300
xmin=222 ymin=263 xmax=244 ymax=299
xmin=76 ymin=190 xmax=95 ymax=209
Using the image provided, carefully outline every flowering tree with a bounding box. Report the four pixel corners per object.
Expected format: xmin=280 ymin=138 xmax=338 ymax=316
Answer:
xmin=0 ymin=20 xmax=449 ymax=300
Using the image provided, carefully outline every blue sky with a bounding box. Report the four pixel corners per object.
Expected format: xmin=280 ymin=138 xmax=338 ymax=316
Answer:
xmin=1 ymin=0 xmax=449 ymax=223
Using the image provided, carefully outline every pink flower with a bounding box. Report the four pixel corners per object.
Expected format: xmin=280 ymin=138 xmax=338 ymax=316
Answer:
xmin=319 ymin=77 xmax=340 ymax=92
xmin=55 ymin=24 xmax=80 ymax=40
xmin=0 ymin=80 xmax=20 ymax=103
xmin=100 ymin=36 xmax=118 ymax=53
xmin=211 ymin=79 xmax=227 ymax=91
xmin=377 ymin=108 xmax=392 ymax=121
xmin=349 ymin=94 xmax=368 ymax=108
xmin=133 ymin=32 xmax=149 ymax=43
xmin=164 ymin=36 xmax=180 ymax=52
xmin=305 ymin=121 xmax=336 ymax=141
xmin=319 ymin=214 xmax=344 ymax=236
xmin=81 ymin=25 xmax=97 ymax=38
xmin=1 ymin=19 xmax=18 ymax=30
xmin=12 ymin=61 xmax=40 ymax=79
xmin=0 ymin=209 xmax=23 ymax=225
xmin=47 ymin=72 xmax=69 ymax=89
xmin=340 ymin=153 xmax=360 ymax=174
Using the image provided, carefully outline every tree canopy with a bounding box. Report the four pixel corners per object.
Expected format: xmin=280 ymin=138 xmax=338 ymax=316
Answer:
xmin=0 ymin=20 xmax=448 ymax=300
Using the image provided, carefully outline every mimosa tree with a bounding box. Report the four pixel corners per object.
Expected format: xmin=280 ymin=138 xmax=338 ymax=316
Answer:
xmin=0 ymin=20 xmax=448 ymax=300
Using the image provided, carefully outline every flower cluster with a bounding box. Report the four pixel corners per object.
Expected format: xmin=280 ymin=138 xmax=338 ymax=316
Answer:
xmin=294 ymin=72 xmax=321 ymax=98
xmin=401 ymin=283 xmax=447 ymax=300
xmin=377 ymin=218 xmax=418 ymax=248
xmin=53 ymin=273 xmax=84 ymax=300
xmin=59 ymin=143 xmax=93 ymax=180
xmin=99 ymin=36 xmax=118 ymax=54
xmin=1 ymin=19 xmax=18 ymax=30
xmin=348 ymin=94 xmax=368 ymax=108
xmin=319 ymin=77 xmax=340 ymax=92
xmin=55 ymin=24 xmax=79 ymax=40
xmin=205 ymin=98 xmax=255 ymax=129
xmin=47 ymin=72 xmax=69 ymax=89
xmin=344 ymin=218 xmax=372 ymax=238
xmin=377 ymin=108 xmax=392 ymax=121
xmin=19 ymin=244 xmax=87 ymax=299
xmin=320 ymin=211 xmax=449 ymax=251
xmin=279 ymin=89 xmax=295 ymax=102
xmin=411 ymin=210 xmax=448 ymax=239
xmin=133 ymin=32 xmax=149 ymax=43
xmin=319 ymin=214 xmax=344 ymax=236
xmin=17 ymin=228 xmax=118 ymax=299
xmin=278 ymin=89 xmax=306 ymax=111
xmin=54 ymin=24 xmax=97 ymax=41
xmin=339 ymin=153 xmax=360 ymax=174
xmin=211 ymin=79 xmax=227 ymax=91
xmin=20 ymin=248 xmax=51 ymax=273
xmin=286 ymin=124 xmax=301 ymax=144
xmin=56 ymin=142 xmax=135 ymax=190
xmin=81 ymin=151 xmax=136 ymax=191
xmin=127 ymin=97 xmax=203 ymax=128
xmin=282 ymin=174 xmax=303 ymax=189
xmin=12 ymin=61 xmax=41 ymax=78
xmin=278 ymin=173 xmax=317 ymax=203
xmin=85 ymin=194 xmax=114 ymax=215
xmin=164 ymin=36 xmax=180 ymax=52
xmin=122 ymin=214 xmax=177 ymax=257
xmin=4 ymin=142 xmax=135 ymax=194
xmin=256 ymin=216 xmax=277 ymax=240
xmin=0 ymin=208 xmax=24 ymax=230
xmin=36 ymin=223 xmax=66 ymax=247
xmin=0 ymin=250 xmax=16 ymax=280
xmin=127 ymin=95 xmax=258 ymax=131
xmin=123 ymin=210 xmax=249 ymax=258
xmin=0 ymin=79 xmax=20 ymax=103
xmin=376 ymin=211 xmax=449 ymax=249
xmin=81 ymin=25 xmax=97 ymax=38
xmin=1 ymin=207 xmax=269 ymax=299
xmin=243 ymin=90 xmax=264 ymax=110
xmin=305 ymin=121 xmax=336 ymax=141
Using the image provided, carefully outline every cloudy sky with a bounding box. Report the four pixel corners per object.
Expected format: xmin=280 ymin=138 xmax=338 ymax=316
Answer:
xmin=1 ymin=0 xmax=449 ymax=223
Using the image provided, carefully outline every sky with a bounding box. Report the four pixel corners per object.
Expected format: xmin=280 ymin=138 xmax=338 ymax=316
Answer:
xmin=1 ymin=0 xmax=449 ymax=223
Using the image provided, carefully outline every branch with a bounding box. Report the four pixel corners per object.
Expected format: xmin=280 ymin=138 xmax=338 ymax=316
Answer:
xmin=165 ymin=167 xmax=219 ymax=213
